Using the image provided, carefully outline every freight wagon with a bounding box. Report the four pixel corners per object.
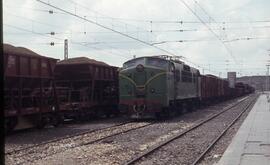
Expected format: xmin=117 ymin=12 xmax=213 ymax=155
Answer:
xmin=54 ymin=57 xmax=119 ymax=120
xmin=4 ymin=44 xmax=60 ymax=132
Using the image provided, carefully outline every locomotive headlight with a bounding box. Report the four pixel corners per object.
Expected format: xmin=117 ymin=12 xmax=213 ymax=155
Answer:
xmin=151 ymin=88 xmax=155 ymax=93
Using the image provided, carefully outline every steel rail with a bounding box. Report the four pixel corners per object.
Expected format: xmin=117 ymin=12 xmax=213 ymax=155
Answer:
xmin=23 ymin=122 xmax=155 ymax=163
xmin=5 ymin=120 xmax=134 ymax=155
xmin=191 ymin=95 xmax=258 ymax=165
xmin=124 ymin=95 xmax=253 ymax=165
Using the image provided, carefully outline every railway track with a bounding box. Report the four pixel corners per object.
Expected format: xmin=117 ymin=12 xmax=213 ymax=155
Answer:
xmin=124 ymin=94 xmax=258 ymax=165
xmin=5 ymin=120 xmax=155 ymax=165
xmin=6 ymin=97 xmax=236 ymax=156
xmin=5 ymin=120 xmax=131 ymax=155
xmin=6 ymin=95 xmax=256 ymax=165
xmin=191 ymin=95 xmax=258 ymax=165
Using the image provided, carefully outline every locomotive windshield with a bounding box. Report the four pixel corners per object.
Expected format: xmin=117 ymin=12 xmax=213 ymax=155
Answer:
xmin=146 ymin=58 xmax=168 ymax=68
xmin=123 ymin=58 xmax=145 ymax=69
xmin=122 ymin=57 xmax=168 ymax=69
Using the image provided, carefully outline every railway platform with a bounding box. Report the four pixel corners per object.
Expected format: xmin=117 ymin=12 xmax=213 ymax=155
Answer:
xmin=217 ymin=92 xmax=270 ymax=165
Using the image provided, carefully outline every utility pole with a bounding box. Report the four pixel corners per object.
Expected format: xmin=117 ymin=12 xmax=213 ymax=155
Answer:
xmin=267 ymin=50 xmax=270 ymax=91
xmin=225 ymin=60 xmax=229 ymax=73
xmin=267 ymin=64 xmax=270 ymax=91
xmin=64 ymin=39 xmax=68 ymax=60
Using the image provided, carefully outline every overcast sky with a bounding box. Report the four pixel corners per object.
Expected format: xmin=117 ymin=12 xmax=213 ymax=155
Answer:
xmin=3 ymin=0 xmax=270 ymax=77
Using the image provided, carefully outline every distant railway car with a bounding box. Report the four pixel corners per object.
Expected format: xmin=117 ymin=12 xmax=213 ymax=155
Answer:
xmin=119 ymin=55 xmax=200 ymax=118
xmin=4 ymin=44 xmax=60 ymax=132
xmin=201 ymin=74 xmax=220 ymax=103
xmin=54 ymin=57 xmax=119 ymax=120
xmin=243 ymin=83 xmax=255 ymax=94
xmin=235 ymin=82 xmax=245 ymax=97
xmin=222 ymin=79 xmax=231 ymax=99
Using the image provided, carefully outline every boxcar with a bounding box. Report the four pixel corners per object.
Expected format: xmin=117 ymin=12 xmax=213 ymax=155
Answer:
xmin=200 ymin=74 xmax=220 ymax=103
xmin=222 ymin=79 xmax=231 ymax=99
xmin=54 ymin=57 xmax=119 ymax=120
xmin=4 ymin=44 xmax=60 ymax=132
xmin=235 ymin=82 xmax=245 ymax=97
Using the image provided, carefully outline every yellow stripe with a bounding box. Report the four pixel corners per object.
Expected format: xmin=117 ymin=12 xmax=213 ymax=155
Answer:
xmin=144 ymin=72 xmax=166 ymax=86
xmin=119 ymin=74 xmax=137 ymax=87
xmin=119 ymin=72 xmax=167 ymax=87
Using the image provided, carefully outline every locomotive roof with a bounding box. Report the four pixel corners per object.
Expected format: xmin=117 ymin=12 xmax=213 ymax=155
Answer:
xmin=205 ymin=74 xmax=229 ymax=81
xmin=3 ymin=43 xmax=55 ymax=59
xmin=205 ymin=74 xmax=218 ymax=78
xmin=124 ymin=55 xmax=183 ymax=63
xmin=57 ymin=57 xmax=110 ymax=66
xmin=124 ymin=55 xmax=201 ymax=72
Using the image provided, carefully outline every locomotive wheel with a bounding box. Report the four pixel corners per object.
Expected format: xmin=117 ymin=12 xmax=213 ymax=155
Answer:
xmin=162 ymin=108 xmax=173 ymax=118
xmin=181 ymin=103 xmax=188 ymax=113
xmin=106 ymin=113 xmax=111 ymax=118
xmin=37 ymin=121 xmax=46 ymax=129
xmin=188 ymin=103 xmax=194 ymax=112
xmin=155 ymin=112 xmax=161 ymax=119
xmin=169 ymin=106 xmax=177 ymax=117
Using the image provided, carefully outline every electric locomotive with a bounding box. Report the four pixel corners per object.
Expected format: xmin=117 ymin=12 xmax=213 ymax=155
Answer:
xmin=119 ymin=55 xmax=200 ymax=118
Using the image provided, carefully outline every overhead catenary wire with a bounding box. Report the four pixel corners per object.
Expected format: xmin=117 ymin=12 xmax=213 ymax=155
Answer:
xmin=193 ymin=1 xmax=216 ymax=23
xmin=5 ymin=11 xmax=270 ymax=36
xmin=5 ymin=10 xmax=270 ymax=38
xmin=66 ymin=0 xmax=158 ymax=42
xmin=5 ymin=3 xmax=270 ymax=25
xmin=4 ymin=12 xmax=133 ymax=59
xmin=4 ymin=24 xmax=130 ymax=60
xmin=4 ymin=24 xmax=64 ymax=41
xmin=3 ymin=0 xmax=227 ymax=75
xmin=4 ymin=4 xmax=66 ymax=14
xmin=36 ymin=0 xmax=222 ymax=75
xmin=178 ymin=0 xmax=237 ymax=63
xmin=36 ymin=0 xmax=186 ymax=59
xmin=223 ymin=36 xmax=270 ymax=43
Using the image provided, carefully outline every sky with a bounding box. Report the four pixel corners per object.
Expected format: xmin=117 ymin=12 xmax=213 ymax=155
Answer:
xmin=3 ymin=0 xmax=270 ymax=78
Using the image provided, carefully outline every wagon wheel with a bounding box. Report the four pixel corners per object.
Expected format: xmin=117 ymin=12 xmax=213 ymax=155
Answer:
xmin=5 ymin=117 xmax=18 ymax=134
xmin=52 ymin=115 xmax=61 ymax=127
xmin=155 ymin=112 xmax=161 ymax=119
xmin=36 ymin=117 xmax=46 ymax=129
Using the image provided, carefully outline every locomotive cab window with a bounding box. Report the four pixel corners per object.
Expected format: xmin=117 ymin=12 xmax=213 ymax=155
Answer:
xmin=146 ymin=58 xmax=168 ymax=68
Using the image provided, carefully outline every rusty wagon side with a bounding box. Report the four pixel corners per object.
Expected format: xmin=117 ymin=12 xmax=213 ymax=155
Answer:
xmin=54 ymin=57 xmax=119 ymax=120
xmin=4 ymin=44 xmax=60 ymax=132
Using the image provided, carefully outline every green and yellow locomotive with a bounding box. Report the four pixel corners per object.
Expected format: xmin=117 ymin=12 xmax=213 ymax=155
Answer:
xmin=119 ymin=55 xmax=201 ymax=118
